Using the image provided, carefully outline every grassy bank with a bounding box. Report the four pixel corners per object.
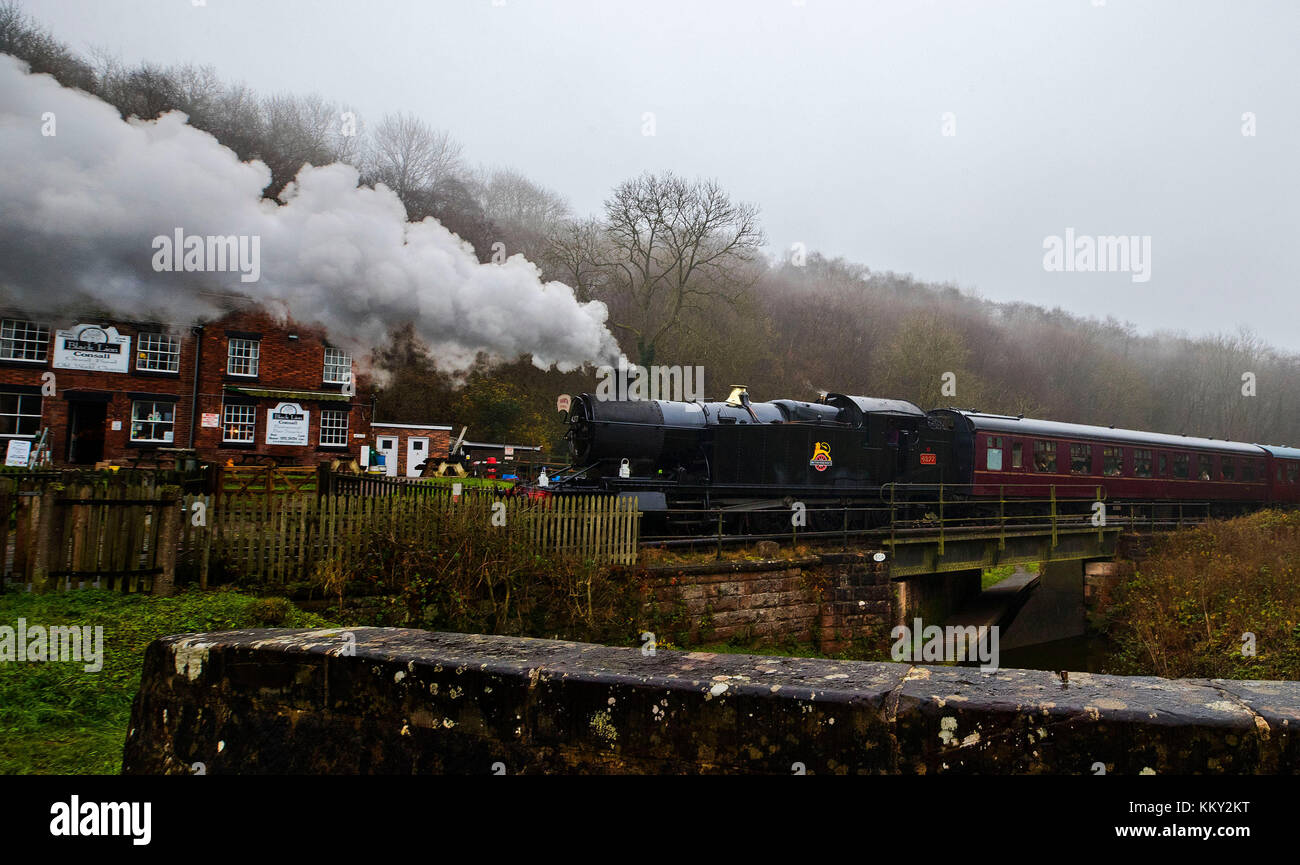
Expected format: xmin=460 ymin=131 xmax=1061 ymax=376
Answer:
xmin=0 ymin=588 xmax=337 ymax=775
xmin=1108 ymin=510 xmax=1300 ymax=680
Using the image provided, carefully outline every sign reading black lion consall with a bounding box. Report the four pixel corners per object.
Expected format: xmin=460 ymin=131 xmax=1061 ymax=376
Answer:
xmin=265 ymin=402 xmax=310 ymax=446
xmin=52 ymin=323 xmax=131 ymax=373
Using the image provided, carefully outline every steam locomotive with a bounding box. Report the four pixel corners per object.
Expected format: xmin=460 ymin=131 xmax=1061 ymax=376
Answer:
xmin=545 ymin=386 xmax=1300 ymax=532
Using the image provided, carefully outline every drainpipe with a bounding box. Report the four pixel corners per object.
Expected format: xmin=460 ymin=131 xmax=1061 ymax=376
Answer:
xmin=187 ymin=324 xmax=203 ymax=448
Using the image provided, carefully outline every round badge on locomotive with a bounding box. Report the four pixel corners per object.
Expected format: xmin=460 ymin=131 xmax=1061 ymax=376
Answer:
xmin=809 ymin=441 xmax=833 ymax=472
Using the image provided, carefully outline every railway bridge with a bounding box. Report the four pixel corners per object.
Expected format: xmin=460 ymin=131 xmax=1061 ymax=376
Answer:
xmin=638 ymin=495 xmax=1209 ymax=655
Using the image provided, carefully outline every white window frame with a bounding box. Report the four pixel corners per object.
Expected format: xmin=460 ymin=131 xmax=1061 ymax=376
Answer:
xmin=227 ymin=338 xmax=260 ymax=377
xmin=136 ymin=332 xmax=181 ymax=373
xmin=319 ymin=409 xmax=349 ymax=446
xmin=0 ymin=390 xmax=42 ymax=438
xmin=129 ymin=400 xmax=176 ymax=443
xmin=323 ymin=347 xmax=352 ymax=385
xmin=0 ymin=319 xmax=50 ymax=363
xmin=222 ymin=403 xmax=256 ymax=443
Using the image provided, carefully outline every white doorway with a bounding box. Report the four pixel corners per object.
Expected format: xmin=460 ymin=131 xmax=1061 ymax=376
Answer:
xmin=406 ymin=437 xmax=429 ymax=477
xmin=376 ymin=436 xmax=398 ymax=477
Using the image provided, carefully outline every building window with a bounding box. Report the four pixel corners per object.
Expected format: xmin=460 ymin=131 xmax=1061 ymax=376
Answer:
xmin=320 ymin=409 xmax=348 ymax=446
xmin=1173 ymin=453 xmax=1190 ymax=479
xmin=0 ymin=319 xmax=50 ymax=362
xmin=137 ymin=332 xmax=181 ymax=373
xmin=986 ymin=436 xmax=1002 ymax=470
xmin=1102 ymin=446 xmax=1123 ymax=476
xmin=223 ymin=403 xmax=256 ymax=442
xmin=1133 ymin=449 xmax=1153 ymax=478
xmin=1069 ymin=443 xmax=1092 ymax=474
xmin=1198 ymin=455 xmax=1212 ymax=481
xmin=130 ymin=400 xmax=175 ymax=443
xmin=227 ymin=338 xmax=260 ymax=377
xmin=0 ymin=391 xmax=41 ymax=437
xmin=323 ymin=347 xmax=352 ymax=385
xmin=1033 ymin=440 xmax=1056 ymax=473
xmin=1011 ymin=441 xmax=1023 ymax=469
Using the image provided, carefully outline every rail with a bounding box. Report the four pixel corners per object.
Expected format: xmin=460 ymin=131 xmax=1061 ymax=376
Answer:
xmin=637 ymin=484 xmax=1217 ymax=558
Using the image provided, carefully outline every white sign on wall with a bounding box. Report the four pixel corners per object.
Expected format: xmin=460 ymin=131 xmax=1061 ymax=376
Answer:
xmin=265 ymin=402 xmax=310 ymax=446
xmin=4 ymin=439 xmax=31 ymax=467
xmin=52 ymin=324 xmax=131 ymax=373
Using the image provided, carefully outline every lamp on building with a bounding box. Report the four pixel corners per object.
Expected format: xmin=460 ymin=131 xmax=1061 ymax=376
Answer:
xmin=287 ymin=333 xmax=299 ymax=341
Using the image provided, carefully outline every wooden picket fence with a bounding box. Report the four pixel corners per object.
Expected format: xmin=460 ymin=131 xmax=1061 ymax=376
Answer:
xmin=2 ymin=469 xmax=641 ymax=591
xmin=181 ymin=489 xmax=641 ymax=586
xmin=1 ymin=474 xmax=180 ymax=593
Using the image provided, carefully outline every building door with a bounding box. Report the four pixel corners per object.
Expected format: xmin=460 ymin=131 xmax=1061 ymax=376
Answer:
xmin=406 ymin=437 xmax=429 ymax=478
xmin=67 ymin=401 xmax=107 ymax=465
xmin=376 ymin=436 xmax=398 ymax=477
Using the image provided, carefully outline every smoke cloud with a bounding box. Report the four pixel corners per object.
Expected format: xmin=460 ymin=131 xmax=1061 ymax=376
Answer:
xmin=0 ymin=55 xmax=619 ymax=372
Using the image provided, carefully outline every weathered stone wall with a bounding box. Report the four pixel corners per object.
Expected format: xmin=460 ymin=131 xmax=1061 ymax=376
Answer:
xmin=636 ymin=552 xmax=892 ymax=653
xmin=123 ymin=628 xmax=1300 ymax=775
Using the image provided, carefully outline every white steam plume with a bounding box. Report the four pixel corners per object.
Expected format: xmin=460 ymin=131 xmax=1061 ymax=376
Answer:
xmin=0 ymin=55 xmax=619 ymax=371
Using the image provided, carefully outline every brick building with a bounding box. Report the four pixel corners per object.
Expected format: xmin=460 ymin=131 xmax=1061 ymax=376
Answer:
xmin=0 ymin=305 xmax=373 ymax=467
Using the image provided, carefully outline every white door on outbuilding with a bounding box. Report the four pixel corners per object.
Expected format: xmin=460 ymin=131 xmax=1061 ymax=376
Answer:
xmin=376 ymin=436 xmax=398 ymax=477
xmin=406 ymin=437 xmax=429 ymax=478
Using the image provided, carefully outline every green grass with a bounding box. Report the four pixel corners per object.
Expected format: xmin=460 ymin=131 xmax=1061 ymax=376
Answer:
xmin=981 ymin=562 xmax=1039 ymax=591
xmin=0 ymin=588 xmax=338 ymax=775
xmin=421 ymin=476 xmax=515 ymax=489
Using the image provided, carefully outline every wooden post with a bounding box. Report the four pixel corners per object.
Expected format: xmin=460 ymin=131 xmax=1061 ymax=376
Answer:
xmin=153 ymin=486 xmax=181 ymax=596
xmin=30 ymin=484 xmax=60 ymax=592
xmin=199 ymin=494 xmax=212 ymax=591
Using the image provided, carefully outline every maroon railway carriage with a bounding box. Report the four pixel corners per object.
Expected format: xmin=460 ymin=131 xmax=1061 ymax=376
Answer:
xmin=932 ymin=410 xmax=1271 ymax=505
xmin=1260 ymin=445 xmax=1300 ymax=505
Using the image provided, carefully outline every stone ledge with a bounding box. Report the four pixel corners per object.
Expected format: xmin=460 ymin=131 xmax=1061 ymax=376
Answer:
xmin=122 ymin=628 xmax=1300 ymax=775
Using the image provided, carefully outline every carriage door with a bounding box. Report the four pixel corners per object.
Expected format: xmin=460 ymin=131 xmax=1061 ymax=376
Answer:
xmin=406 ymin=437 xmax=429 ymax=477
xmin=376 ymin=436 xmax=398 ymax=477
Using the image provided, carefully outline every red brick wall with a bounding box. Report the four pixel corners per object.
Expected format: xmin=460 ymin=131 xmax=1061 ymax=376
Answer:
xmin=371 ymin=425 xmax=452 ymax=476
xmin=0 ymin=306 xmax=372 ymax=466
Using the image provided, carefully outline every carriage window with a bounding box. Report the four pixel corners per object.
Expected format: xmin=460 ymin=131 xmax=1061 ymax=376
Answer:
xmin=1173 ymin=454 xmax=1189 ymax=479
xmin=1198 ymin=455 xmax=1212 ymax=481
xmin=1288 ymin=464 xmax=1299 ymax=484
xmin=1159 ymin=453 xmax=1168 ymax=476
xmin=1242 ymin=461 xmax=1257 ymax=482
xmin=1102 ymin=447 xmax=1123 ymax=477
xmin=1011 ymin=442 xmax=1023 ymax=469
xmin=1133 ymin=449 xmax=1152 ymax=478
xmin=986 ymin=436 xmax=1003 ymax=470
xmin=1070 ymin=443 xmax=1092 ymax=474
xmin=1277 ymin=465 xmax=1285 ymax=483
xmin=1221 ymin=459 xmax=1235 ymax=481
xmin=1034 ymin=440 xmax=1057 ymax=473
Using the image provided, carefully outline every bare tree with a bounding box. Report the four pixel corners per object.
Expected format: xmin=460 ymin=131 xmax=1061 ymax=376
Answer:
xmin=601 ymin=171 xmax=765 ymax=366
xmin=368 ymin=111 xmax=464 ymax=211
xmin=546 ymin=216 xmax=608 ymax=303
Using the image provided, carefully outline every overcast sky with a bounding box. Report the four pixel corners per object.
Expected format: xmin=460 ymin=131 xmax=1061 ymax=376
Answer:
xmin=20 ymin=0 xmax=1300 ymax=350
